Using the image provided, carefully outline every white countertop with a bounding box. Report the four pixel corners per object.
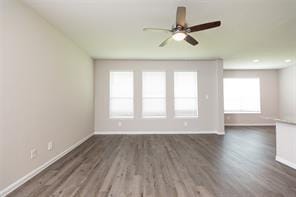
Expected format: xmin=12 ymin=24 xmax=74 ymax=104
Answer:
xmin=262 ymin=116 xmax=296 ymax=125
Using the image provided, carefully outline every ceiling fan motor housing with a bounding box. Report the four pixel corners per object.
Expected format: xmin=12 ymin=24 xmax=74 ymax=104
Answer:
xmin=144 ymin=6 xmax=221 ymax=47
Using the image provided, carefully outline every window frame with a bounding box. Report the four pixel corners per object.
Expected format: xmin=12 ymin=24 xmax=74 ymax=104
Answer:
xmin=223 ymin=77 xmax=262 ymax=114
xmin=141 ymin=70 xmax=167 ymax=119
xmin=173 ymin=70 xmax=199 ymax=118
xmin=109 ymin=70 xmax=134 ymax=119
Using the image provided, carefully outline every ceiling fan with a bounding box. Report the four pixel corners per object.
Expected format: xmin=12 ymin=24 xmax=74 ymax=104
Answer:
xmin=143 ymin=7 xmax=221 ymax=47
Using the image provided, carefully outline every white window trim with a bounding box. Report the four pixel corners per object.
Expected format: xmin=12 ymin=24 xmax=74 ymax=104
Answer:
xmin=174 ymin=116 xmax=199 ymax=119
xmin=142 ymin=116 xmax=167 ymax=119
xmin=223 ymin=77 xmax=261 ymax=114
xmin=173 ymin=71 xmax=199 ymax=118
xmin=109 ymin=116 xmax=134 ymax=119
xmin=224 ymin=111 xmax=262 ymax=114
xmin=142 ymin=71 xmax=167 ymax=118
xmin=109 ymin=70 xmax=134 ymax=119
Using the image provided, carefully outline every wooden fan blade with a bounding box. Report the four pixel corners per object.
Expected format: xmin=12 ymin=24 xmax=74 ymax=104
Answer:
xmin=143 ymin=28 xmax=172 ymax=33
xmin=189 ymin=21 xmax=221 ymax=33
xmin=176 ymin=7 xmax=186 ymax=27
xmin=184 ymin=35 xmax=198 ymax=46
xmin=159 ymin=37 xmax=172 ymax=47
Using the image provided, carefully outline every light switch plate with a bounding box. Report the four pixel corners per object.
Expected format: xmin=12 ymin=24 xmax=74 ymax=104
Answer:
xmin=30 ymin=149 xmax=37 ymax=159
xmin=48 ymin=141 xmax=53 ymax=151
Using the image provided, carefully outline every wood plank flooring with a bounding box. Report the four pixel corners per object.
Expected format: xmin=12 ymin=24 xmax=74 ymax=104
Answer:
xmin=8 ymin=127 xmax=296 ymax=197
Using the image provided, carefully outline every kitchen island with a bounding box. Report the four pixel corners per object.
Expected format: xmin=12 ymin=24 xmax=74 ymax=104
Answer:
xmin=275 ymin=117 xmax=296 ymax=169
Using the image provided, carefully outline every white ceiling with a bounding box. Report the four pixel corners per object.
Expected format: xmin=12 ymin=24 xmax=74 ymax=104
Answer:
xmin=22 ymin=0 xmax=296 ymax=69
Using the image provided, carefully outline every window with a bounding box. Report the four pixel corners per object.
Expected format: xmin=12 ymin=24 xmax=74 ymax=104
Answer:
xmin=142 ymin=72 xmax=166 ymax=118
xmin=109 ymin=71 xmax=133 ymax=118
xmin=224 ymin=78 xmax=261 ymax=113
xmin=174 ymin=72 xmax=198 ymax=117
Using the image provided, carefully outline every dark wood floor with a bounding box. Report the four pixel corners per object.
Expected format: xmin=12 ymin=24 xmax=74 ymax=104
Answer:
xmin=9 ymin=127 xmax=296 ymax=197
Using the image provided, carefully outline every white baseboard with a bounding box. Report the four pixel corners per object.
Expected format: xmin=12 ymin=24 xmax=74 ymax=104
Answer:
xmin=0 ymin=133 xmax=94 ymax=197
xmin=225 ymin=123 xmax=276 ymax=126
xmin=94 ymin=130 xmax=225 ymax=135
xmin=276 ymin=156 xmax=296 ymax=170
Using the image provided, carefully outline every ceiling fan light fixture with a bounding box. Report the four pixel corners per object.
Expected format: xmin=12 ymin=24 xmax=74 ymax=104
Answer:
xmin=285 ymin=59 xmax=292 ymax=63
xmin=172 ymin=32 xmax=186 ymax=41
xmin=143 ymin=7 xmax=221 ymax=47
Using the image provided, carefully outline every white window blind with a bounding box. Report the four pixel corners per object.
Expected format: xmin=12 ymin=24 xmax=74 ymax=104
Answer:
xmin=142 ymin=72 xmax=166 ymax=118
xmin=109 ymin=71 xmax=133 ymax=118
xmin=224 ymin=78 xmax=261 ymax=113
xmin=174 ymin=72 xmax=198 ymax=117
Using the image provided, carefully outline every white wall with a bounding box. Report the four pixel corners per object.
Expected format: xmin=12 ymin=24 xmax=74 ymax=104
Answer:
xmin=224 ymin=70 xmax=279 ymax=126
xmin=94 ymin=60 xmax=224 ymax=134
xmin=0 ymin=0 xmax=5 ymax=190
xmin=0 ymin=0 xmax=94 ymax=192
xmin=279 ymin=65 xmax=296 ymax=119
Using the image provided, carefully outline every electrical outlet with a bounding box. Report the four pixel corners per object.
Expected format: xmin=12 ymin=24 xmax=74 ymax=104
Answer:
xmin=184 ymin=121 xmax=188 ymax=127
xmin=48 ymin=141 xmax=53 ymax=151
xmin=118 ymin=121 xmax=122 ymax=127
xmin=30 ymin=149 xmax=37 ymax=159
